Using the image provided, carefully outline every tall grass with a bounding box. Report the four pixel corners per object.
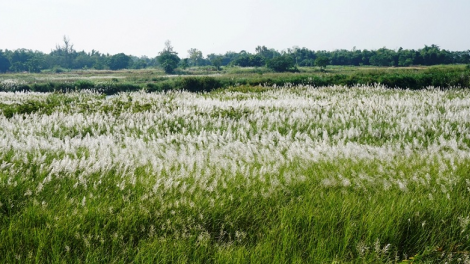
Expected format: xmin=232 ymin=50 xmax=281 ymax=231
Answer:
xmin=1 ymin=86 xmax=470 ymax=263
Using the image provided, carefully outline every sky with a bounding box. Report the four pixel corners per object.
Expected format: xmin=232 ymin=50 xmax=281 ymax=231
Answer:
xmin=1 ymin=0 xmax=470 ymax=58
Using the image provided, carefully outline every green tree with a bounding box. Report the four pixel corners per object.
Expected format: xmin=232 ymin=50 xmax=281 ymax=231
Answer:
xmin=7 ymin=49 xmax=45 ymax=72
xmin=157 ymin=41 xmax=180 ymax=74
xmin=398 ymin=48 xmax=414 ymax=67
xmin=73 ymin=51 xmax=95 ymax=69
xmin=231 ymin=50 xmax=250 ymax=67
xmin=255 ymin=45 xmax=280 ymax=60
xmin=89 ymin=50 xmax=107 ymax=70
xmin=25 ymin=54 xmax=44 ymax=73
xmin=315 ymin=56 xmax=329 ymax=71
xmin=266 ymin=55 xmax=295 ymax=72
xmin=108 ymin=53 xmax=131 ymax=70
xmin=0 ymin=50 xmax=11 ymax=73
xmin=369 ymin=48 xmax=396 ymax=66
xmin=130 ymin=56 xmax=149 ymax=69
xmin=131 ymin=59 xmax=148 ymax=69
xmin=188 ymin=48 xmax=203 ymax=67
xmin=8 ymin=49 xmax=31 ymax=72
xmin=211 ymin=56 xmax=223 ymax=71
xmin=50 ymin=36 xmax=76 ymax=69
xmin=249 ymin=54 xmax=265 ymax=67
xmin=179 ymin=58 xmax=189 ymax=69
xmin=292 ymin=47 xmax=316 ymax=66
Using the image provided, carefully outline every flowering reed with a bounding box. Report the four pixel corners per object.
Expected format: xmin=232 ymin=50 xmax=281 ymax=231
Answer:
xmin=1 ymin=85 xmax=469 ymax=263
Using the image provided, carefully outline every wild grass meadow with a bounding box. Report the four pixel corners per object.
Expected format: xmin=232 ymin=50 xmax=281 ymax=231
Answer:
xmin=1 ymin=85 xmax=470 ymax=263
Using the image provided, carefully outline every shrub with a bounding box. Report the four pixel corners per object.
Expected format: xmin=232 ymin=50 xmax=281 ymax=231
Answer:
xmin=73 ymin=80 xmax=95 ymax=90
xmin=94 ymin=82 xmax=141 ymax=95
xmin=266 ymin=56 xmax=296 ymax=72
xmin=52 ymin=66 xmax=66 ymax=73
xmin=179 ymin=77 xmax=221 ymax=92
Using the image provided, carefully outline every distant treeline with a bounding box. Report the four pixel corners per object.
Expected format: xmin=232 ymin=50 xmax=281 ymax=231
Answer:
xmin=1 ymin=38 xmax=470 ymax=73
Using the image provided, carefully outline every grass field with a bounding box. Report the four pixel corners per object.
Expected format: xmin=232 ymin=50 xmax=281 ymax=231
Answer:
xmin=1 ymin=85 xmax=470 ymax=263
xmin=1 ymin=65 xmax=469 ymax=94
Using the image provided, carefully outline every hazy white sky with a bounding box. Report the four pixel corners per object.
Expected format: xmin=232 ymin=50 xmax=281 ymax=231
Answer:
xmin=1 ymin=0 xmax=469 ymax=58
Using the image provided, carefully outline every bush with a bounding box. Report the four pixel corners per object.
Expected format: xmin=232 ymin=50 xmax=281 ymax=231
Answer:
xmin=179 ymin=77 xmax=221 ymax=92
xmin=266 ymin=56 xmax=296 ymax=72
xmin=94 ymin=82 xmax=141 ymax=95
xmin=73 ymin=80 xmax=95 ymax=90
xmin=52 ymin=66 xmax=66 ymax=73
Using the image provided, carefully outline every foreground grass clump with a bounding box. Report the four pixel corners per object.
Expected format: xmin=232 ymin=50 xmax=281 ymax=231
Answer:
xmin=1 ymin=86 xmax=470 ymax=263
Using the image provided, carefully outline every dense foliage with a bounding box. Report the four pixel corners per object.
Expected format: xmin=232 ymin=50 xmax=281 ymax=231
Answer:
xmin=108 ymin=53 xmax=132 ymax=70
xmin=1 ymin=39 xmax=470 ymax=74
xmin=157 ymin=41 xmax=181 ymax=74
xmin=157 ymin=52 xmax=180 ymax=74
xmin=266 ymin=55 xmax=296 ymax=72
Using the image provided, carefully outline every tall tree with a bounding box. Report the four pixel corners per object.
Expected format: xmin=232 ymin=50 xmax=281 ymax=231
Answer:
xmin=188 ymin=48 xmax=203 ymax=67
xmin=157 ymin=40 xmax=180 ymax=74
xmin=0 ymin=50 xmax=11 ymax=73
xmin=315 ymin=56 xmax=329 ymax=71
xmin=51 ymin=36 xmax=76 ymax=68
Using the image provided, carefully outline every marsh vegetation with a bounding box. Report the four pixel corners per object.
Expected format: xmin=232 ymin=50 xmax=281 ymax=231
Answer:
xmin=1 ymin=86 xmax=470 ymax=262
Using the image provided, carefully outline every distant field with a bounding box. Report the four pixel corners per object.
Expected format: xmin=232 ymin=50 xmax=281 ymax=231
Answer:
xmin=1 ymin=86 xmax=470 ymax=263
xmin=1 ymin=65 xmax=469 ymax=94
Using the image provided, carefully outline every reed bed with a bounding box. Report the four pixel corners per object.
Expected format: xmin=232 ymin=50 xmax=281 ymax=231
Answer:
xmin=1 ymin=85 xmax=469 ymax=263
